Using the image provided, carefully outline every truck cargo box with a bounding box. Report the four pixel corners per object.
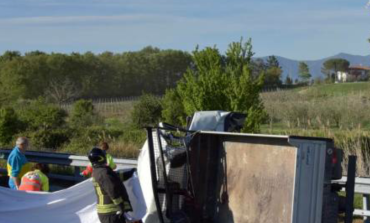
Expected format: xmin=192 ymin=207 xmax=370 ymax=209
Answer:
xmin=145 ymin=127 xmax=354 ymax=223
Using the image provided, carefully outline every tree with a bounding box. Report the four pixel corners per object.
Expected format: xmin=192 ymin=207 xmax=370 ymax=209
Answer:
xmin=263 ymin=56 xmax=282 ymax=87
xmin=17 ymin=99 xmax=69 ymax=148
xmin=70 ymin=99 xmax=97 ymax=127
xmin=285 ymin=75 xmax=293 ymax=86
xmin=251 ymin=58 xmax=266 ymax=79
xmin=0 ymin=51 xmax=21 ymax=62
xmin=165 ymin=39 xmax=266 ymax=132
xmin=45 ymin=78 xmax=81 ymax=104
xmin=266 ymin=55 xmax=280 ymax=68
xmin=0 ymin=107 xmax=22 ymax=145
xmin=162 ymin=89 xmax=186 ymax=126
xmin=322 ymin=58 xmax=350 ymax=83
xmin=131 ymin=94 xmax=163 ymax=128
xmin=298 ymin=62 xmax=311 ymax=83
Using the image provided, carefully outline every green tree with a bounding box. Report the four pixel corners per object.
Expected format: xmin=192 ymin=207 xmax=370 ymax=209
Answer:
xmin=0 ymin=51 xmax=21 ymax=62
xmin=263 ymin=56 xmax=282 ymax=87
xmin=266 ymin=55 xmax=280 ymax=68
xmin=17 ymin=99 xmax=69 ymax=148
xmin=285 ymin=75 xmax=293 ymax=86
xmin=0 ymin=107 xmax=22 ymax=145
xmin=322 ymin=58 xmax=350 ymax=83
xmin=131 ymin=94 xmax=163 ymax=128
xmin=264 ymin=67 xmax=282 ymax=87
xmin=166 ymin=39 xmax=266 ymax=132
xmin=162 ymin=89 xmax=186 ymax=126
xmin=298 ymin=62 xmax=311 ymax=83
xmin=19 ymin=99 xmax=67 ymax=130
xmin=70 ymin=99 xmax=97 ymax=127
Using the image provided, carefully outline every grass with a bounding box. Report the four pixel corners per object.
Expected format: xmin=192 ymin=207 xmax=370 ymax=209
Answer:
xmin=61 ymin=98 xmax=135 ymax=122
xmin=294 ymin=82 xmax=370 ymax=97
xmin=261 ymin=82 xmax=370 ymax=177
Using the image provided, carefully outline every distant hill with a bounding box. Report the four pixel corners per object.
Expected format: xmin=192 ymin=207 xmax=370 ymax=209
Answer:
xmin=260 ymin=53 xmax=370 ymax=80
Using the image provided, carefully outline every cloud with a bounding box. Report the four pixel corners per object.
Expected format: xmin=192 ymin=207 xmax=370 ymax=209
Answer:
xmin=0 ymin=14 xmax=166 ymax=25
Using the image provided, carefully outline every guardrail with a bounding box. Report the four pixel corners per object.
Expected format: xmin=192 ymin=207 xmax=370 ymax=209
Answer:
xmin=334 ymin=177 xmax=370 ymax=222
xmin=0 ymin=149 xmax=137 ymax=182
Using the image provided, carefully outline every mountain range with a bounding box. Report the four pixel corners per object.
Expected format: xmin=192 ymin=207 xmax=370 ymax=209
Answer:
xmin=261 ymin=53 xmax=370 ymax=80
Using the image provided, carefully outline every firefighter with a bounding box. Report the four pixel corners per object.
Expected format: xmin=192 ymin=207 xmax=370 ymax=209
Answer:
xmin=19 ymin=163 xmax=50 ymax=192
xmin=88 ymin=147 xmax=133 ymax=223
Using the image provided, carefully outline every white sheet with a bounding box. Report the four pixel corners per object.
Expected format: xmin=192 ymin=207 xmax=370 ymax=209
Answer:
xmin=0 ymin=173 xmax=146 ymax=223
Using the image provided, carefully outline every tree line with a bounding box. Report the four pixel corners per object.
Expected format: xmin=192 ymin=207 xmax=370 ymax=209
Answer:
xmin=0 ymin=47 xmax=192 ymax=104
xmin=0 ymin=47 xmax=291 ymax=106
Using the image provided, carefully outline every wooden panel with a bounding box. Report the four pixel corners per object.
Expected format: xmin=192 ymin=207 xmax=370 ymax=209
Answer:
xmin=217 ymin=142 xmax=297 ymax=223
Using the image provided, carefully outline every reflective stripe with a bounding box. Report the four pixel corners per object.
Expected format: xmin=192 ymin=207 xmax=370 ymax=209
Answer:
xmin=124 ymin=201 xmax=132 ymax=210
xmin=19 ymin=173 xmax=42 ymax=191
xmin=22 ymin=181 xmax=41 ymax=188
xmin=92 ymin=176 xmax=130 ymax=214
xmin=96 ymin=203 xmax=119 ymax=214
xmin=92 ymin=179 xmax=104 ymax=205
xmin=112 ymin=197 xmax=123 ymax=205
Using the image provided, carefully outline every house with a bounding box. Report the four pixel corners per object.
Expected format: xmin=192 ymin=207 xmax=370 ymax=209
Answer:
xmin=336 ymin=65 xmax=370 ymax=83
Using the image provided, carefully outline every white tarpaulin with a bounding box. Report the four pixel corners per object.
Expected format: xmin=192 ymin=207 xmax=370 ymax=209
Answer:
xmin=0 ymin=173 xmax=146 ymax=223
xmin=137 ymin=140 xmax=160 ymax=223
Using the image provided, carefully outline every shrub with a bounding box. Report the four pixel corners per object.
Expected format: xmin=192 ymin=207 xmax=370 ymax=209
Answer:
xmin=0 ymin=107 xmax=22 ymax=145
xmin=19 ymin=99 xmax=67 ymax=130
xmin=162 ymin=89 xmax=186 ymax=126
xmin=17 ymin=99 xmax=69 ymax=149
xmin=131 ymin=94 xmax=163 ymax=128
xmin=28 ymin=128 xmax=71 ymax=149
xmin=84 ymin=125 xmax=123 ymax=142
xmin=70 ymin=99 xmax=100 ymax=127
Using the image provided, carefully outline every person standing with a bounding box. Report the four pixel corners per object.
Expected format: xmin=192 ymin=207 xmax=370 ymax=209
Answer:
xmin=7 ymin=137 xmax=32 ymax=190
xmin=81 ymin=142 xmax=116 ymax=177
xmin=88 ymin=147 xmax=132 ymax=223
xmin=101 ymin=142 xmax=117 ymax=170
xmin=19 ymin=163 xmax=50 ymax=192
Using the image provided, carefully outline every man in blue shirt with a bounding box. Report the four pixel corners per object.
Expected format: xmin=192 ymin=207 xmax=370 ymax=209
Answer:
xmin=7 ymin=137 xmax=31 ymax=190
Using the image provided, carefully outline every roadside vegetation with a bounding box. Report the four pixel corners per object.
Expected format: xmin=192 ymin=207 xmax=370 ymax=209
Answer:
xmin=261 ymin=82 xmax=370 ymax=176
xmin=0 ymin=39 xmax=266 ymax=159
xmin=1 ymin=41 xmax=370 ymax=179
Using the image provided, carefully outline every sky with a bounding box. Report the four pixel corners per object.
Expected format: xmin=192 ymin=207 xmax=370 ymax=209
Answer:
xmin=0 ymin=0 xmax=369 ymax=60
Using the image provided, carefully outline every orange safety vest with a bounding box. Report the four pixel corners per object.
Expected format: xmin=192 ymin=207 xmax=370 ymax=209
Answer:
xmin=19 ymin=171 xmax=42 ymax=191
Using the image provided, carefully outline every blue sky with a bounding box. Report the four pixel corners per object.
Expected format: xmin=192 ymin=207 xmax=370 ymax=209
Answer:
xmin=0 ymin=0 xmax=369 ymax=60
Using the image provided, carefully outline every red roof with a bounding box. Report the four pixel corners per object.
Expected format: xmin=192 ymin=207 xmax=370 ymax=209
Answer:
xmin=349 ymin=65 xmax=370 ymax=71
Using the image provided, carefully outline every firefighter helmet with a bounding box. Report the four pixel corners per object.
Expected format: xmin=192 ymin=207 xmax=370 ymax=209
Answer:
xmin=88 ymin=147 xmax=107 ymax=166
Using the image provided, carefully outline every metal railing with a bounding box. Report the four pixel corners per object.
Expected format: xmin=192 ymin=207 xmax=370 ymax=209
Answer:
xmin=0 ymin=149 xmax=137 ymax=182
xmin=334 ymin=177 xmax=370 ymax=222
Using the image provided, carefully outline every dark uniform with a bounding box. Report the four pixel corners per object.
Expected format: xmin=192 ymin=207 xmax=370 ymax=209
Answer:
xmin=89 ymin=148 xmax=132 ymax=223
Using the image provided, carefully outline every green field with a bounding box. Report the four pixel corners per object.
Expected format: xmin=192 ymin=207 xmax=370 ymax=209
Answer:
xmin=261 ymin=82 xmax=370 ymax=177
xmin=295 ymin=82 xmax=370 ymax=96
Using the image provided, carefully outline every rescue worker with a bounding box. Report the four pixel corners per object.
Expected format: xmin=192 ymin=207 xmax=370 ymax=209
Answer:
xmin=7 ymin=137 xmax=32 ymax=190
xmin=19 ymin=163 xmax=50 ymax=192
xmin=81 ymin=142 xmax=116 ymax=177
xmin=88 ymin=147 xmax=132 ymax=223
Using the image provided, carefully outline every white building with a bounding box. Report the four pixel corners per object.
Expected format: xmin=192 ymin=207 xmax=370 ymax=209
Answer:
xmin=336 ymin=65 xmax=370 ymax=83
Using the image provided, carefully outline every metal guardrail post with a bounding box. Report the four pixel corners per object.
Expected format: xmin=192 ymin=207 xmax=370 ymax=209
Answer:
xmin=345 ymin=155 xmax=356 ymax=223
xmin=74 ymin=166 xmax=81 ymax=181
xmin=363 ymin=195 xmax=370 ymax=223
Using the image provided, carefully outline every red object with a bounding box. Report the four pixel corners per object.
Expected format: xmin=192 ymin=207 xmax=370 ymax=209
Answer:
xmin=19 ymin=175 xmax=41 ymax=191
xmin=332 ymin=149 xmax=338 ymax=165
xmin=82 ymin=165 xmax=93 ymax=177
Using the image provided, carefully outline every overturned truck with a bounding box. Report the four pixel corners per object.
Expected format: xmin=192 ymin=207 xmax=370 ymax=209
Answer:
xmin=141 ymin=111 xmax=356 ymax=223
